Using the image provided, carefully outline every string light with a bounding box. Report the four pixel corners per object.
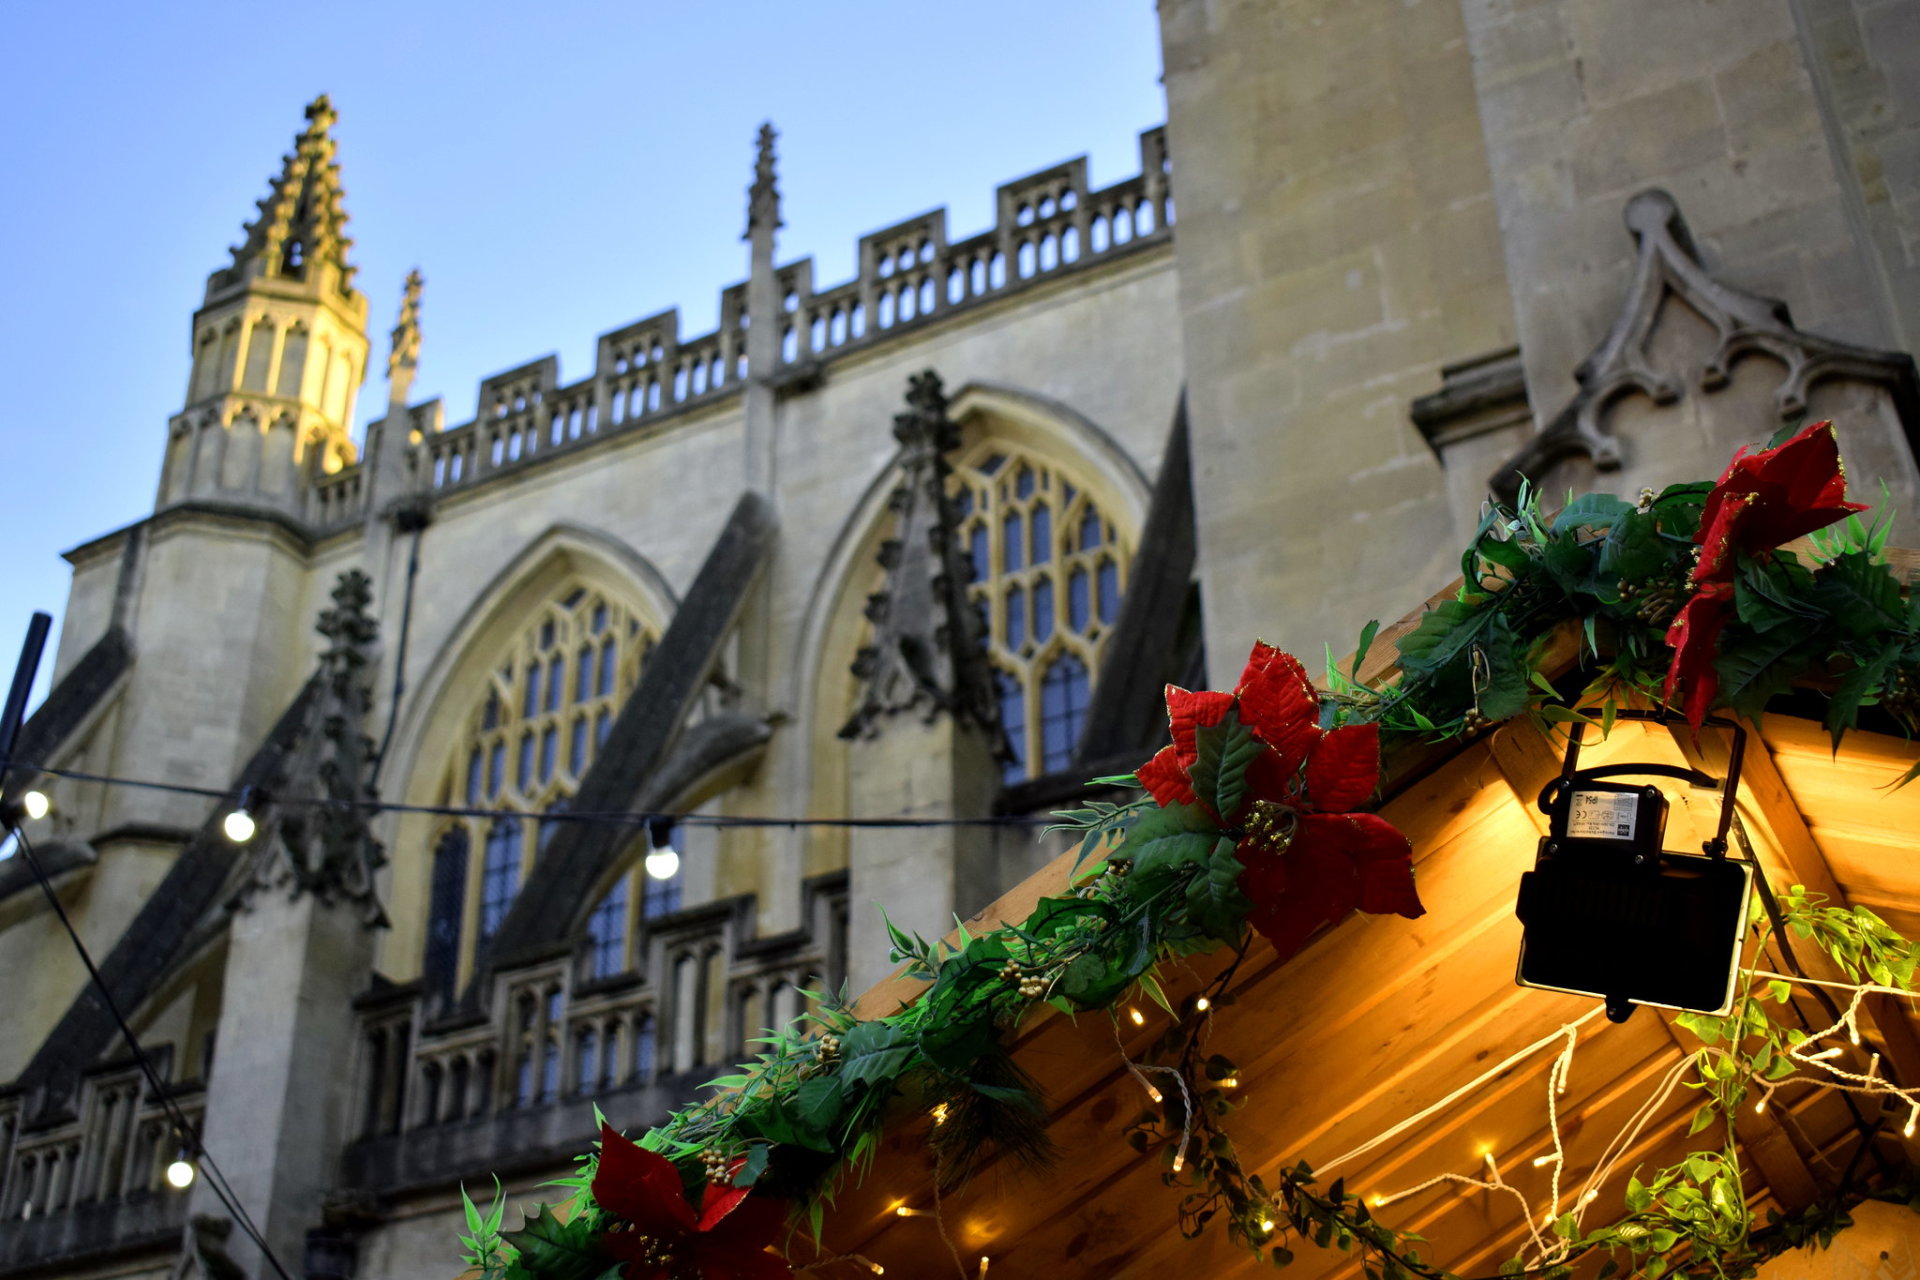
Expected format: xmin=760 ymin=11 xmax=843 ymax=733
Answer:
xmin=221 ymin=785 xmax=262 ymax=844
xmin=21 ymin=790 xmax=48 ymax=821
xmin=1170 ymin=1149 xmax=1185 ymax=1174
xmin=1220 ymin=1076 xmax=1239 ymax=1090
xmin=930 ymin=1103 xmax=949 ymax=1127
xmin=1258 ymin=1214 xmax=1275 ymax=1234
xmin=866 ymin=1263 xmax=884 ymax=1275
xmin=1905 ymin=1105 xmax=1917 ymax=1140
xmin=1806 ymin=1046 xmax=1844 ymax=1062
xmin=976 ymin=1258 xmax=990 ymax=1280
xmin=165 ymin=1159 xmax=195 ymax=1189
xmin=1194 ymin=997 xmax=1210 ymax=1013
xmin=1530 ymin=1154 xmax=1557 ymax=1168
xmin=1145 ymin=1085 xmax=1163 ymax=1104
xmin=644 ymin=818 xmax=680 ymax=881
xmin=1129 ymin=1007 xmax=1145 ymax=1026
xmin=894 ymin=1206 xmax=925 ymax=1218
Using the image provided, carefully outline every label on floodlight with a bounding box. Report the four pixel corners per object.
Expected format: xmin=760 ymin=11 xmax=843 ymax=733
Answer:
xmin=1567 ymin=790 xmax=1638 ymax=840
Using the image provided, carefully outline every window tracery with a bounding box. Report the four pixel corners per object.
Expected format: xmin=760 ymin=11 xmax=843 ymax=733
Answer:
xmin=949 ymin=442 xmax=1131 ymax=779
xmin=429 ymin=584 xmax=660 ymax=987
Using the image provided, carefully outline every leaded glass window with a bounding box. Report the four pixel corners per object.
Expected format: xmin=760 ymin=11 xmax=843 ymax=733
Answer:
xmin=436 ymin=585 xmax=655 ymax=983
xmin=948 ymin=445 xmax=1132 ymax=780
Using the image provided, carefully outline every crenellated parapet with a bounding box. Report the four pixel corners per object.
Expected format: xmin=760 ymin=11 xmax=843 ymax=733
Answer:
xmin=314 ymin=125 xmax=1175 ymax=530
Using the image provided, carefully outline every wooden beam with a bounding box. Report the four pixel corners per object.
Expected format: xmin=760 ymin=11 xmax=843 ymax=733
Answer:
xmin=1486 ymin=721 xmax=1563 ymax=837
xmin=1681 ymin=722 xmax=1920 ymax=1164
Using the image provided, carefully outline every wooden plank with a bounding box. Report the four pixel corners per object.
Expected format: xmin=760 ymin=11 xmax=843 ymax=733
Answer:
xmin=1711 ymin=724 xmax=1920 ymax=1164
xmin=1486 ymin=720 xmax=1563 ymax=838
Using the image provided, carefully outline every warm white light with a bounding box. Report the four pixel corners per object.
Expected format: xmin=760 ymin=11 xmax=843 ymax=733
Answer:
xmin=222 ymin=809 xmax=256 ymax=844
xmin=1170 ymin=1148 xmax=1185 ymax=1174
xmin=1754 ymin=1096 xmax=1767 ymax=1115
xmin=1905 ymin=1109 xmax=1917 ymax=1140
xmin=1258 ymin=1216 xmax=1275 ymax=1234
xmin=1145 ymin=1085 xmax=1163 ymax=1104
xmin=1194 ymin=997 xmax=1211 ymax=1013
xmin=1807 ymin=1046 xmax=1843 ymax=1062
xmin=930 ymin=1103 xmax=949 ymax=1126
xmin=895 ymin=1206 xmax=923 ymax=1218
xmin=1220 ymin=1077 xmax=1239 ymax=1089
xmin=21 ymin=791 xmax=49 ymax=821
xmin=1578 ymin=1190 xmax=1598 ymax=1208
xmin=165 ymin=1160 xmax=195 ymax=1189
xmin=976 ymin=1258 xmax=990 ymax=1280
xmin=1531 ymin=1154 xmax=1557 ymax=1168
xmin=1129 ymin=1008 xmax=1145 ymax=1026
xmin=644 ymin=847 xmax=680 ymax=881
xmin=869 ymin=1265 xmax=884 ymax=1277
xmin=1849 ymin=1023 xmax=1861 ymax=1046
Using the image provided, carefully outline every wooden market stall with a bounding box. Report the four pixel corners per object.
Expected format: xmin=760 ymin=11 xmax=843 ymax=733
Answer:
xmin=802 ymin=591 xmax=1920 ymax=1279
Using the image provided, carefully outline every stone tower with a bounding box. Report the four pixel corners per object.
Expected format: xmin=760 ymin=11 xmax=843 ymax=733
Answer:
xmin=156 ymin=94 xmax=370 ymax=514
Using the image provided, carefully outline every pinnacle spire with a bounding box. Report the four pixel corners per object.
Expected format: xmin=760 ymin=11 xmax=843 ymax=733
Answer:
xmin=745 ymin=121 xmax=781 ymax=240
xmin=840 ymin=371 xmax=1007 ymax=747
xmin=388 ymin=269 xmax=423 ymax=380
xmin=214 ymin=94 xmax=358 ymax=298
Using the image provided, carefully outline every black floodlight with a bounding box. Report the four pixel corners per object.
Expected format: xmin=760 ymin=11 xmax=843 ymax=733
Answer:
xmin=1515 ymin=712 xmax=1753 ymax=1023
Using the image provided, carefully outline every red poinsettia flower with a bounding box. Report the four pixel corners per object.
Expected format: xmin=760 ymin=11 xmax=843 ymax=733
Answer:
xmin=1664 ymin=421 xmax=1867 ymax=726
xmin=592 ymin=1124 xmax=791 ymax=1280
xmin=1137 ymin=642 xmax=1422 ymax=962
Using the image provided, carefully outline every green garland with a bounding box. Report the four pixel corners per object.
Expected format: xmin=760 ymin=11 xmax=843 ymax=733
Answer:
xmin=461 ymin=428 xmax=1920 ymax=1280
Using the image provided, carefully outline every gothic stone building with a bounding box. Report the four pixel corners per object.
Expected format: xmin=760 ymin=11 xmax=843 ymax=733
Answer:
xmin=4 ymin=2 xmax=1919 ymax=1277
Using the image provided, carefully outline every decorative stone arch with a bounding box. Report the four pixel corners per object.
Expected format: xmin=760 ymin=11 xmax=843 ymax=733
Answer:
xmin=375 ymin=524 xmax=678 ymax=985
xmin=787 ymin=378 xmax=1152 ymax=874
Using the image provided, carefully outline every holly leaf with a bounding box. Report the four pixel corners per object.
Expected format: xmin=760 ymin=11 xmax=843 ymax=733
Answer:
xmin=838 ymin=1022 xmax=914 ymax=1090
xmin=501 ymin=1205 xmax=610 ymax=1280
xmin=1184 ymin=836 xmax=1252 ymax=941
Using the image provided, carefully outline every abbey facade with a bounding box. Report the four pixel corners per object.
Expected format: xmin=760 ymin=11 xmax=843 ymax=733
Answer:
xmin=3 ymin=2 xmax=1917 ymax=1277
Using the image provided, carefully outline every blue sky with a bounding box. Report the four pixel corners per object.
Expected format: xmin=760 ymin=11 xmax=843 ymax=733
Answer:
xmin=0 ymin=0 xmax=1166 ymax=712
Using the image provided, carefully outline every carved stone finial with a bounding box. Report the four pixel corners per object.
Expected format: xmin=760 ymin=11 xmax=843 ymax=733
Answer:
xmin=234 ymin=569 xmax=387 ymax=925
xmin=215 ymin=94 xmax=357 ymax=297
xmin=840 ymin=371 xmax=1006 ymax=750
xmin=1491 ymin=187 xmax=1920 ymax=504
xmin=387 ymin=269 xmax=424 ymax=379
xmin=745 ymin=121 xmax=782 ymax=240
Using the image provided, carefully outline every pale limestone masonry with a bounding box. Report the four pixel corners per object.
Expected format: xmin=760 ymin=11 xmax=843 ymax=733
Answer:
xmin=5 ymin=9 xmax=1920 ymax=1274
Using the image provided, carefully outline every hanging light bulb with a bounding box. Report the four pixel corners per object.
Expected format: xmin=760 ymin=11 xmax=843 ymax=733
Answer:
xmin=222 ymin=786 xmax=264 ymax=844
xmin=166 ymin=1158 xmax=196 ymax=1189
xmin=644 ymin=818 xmax=680 ymax=881
xmin=21 ymin=790 xmax=49 ymax=821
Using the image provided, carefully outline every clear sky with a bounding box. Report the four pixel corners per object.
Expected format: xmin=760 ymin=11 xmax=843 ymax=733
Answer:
xmin=0 ymin=0 xmax=1167 ymax=714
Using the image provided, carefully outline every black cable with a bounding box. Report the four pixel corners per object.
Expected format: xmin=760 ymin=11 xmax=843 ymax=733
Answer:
xmin=4 ymin=823 xmax=298 ymax=1280
xmin=15 ymin=761 xmax=1053 ymax=830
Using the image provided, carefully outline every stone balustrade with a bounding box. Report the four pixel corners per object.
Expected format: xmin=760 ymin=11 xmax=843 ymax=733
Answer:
xmin=342 ymin=871 xmax=847 ymax=1195
xmin=304 ymin=126 xmax=1172 ymax=530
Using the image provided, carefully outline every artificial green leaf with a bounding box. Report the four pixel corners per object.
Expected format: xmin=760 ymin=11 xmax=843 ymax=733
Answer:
xmin=1715 ymin=627 xmax=1821 ymax=722
xmin=1208 ymin=716 xmax=1264 ymax=825
xmin=1397 ymin=598 xmax=1494 ymax=680
xmin=1807 ymin=551 xmax=1905 ymax=641
xmin=1131 ymin=830 xmax=1221 ymax=882
xmin=970 ymin=1080 xmax=1044 ymax=1111
xmin=1553 ymin=491 xmax=1634 ymax=534
xmin=1184 ymin=836 xmax=1252 ymax=941
xmin=1350 ymin=620 xmax=1381 ymax=682
xmin=1476 ymin=614 xmax=1533 ymax=721
xmin=791 ymin=1074 xmax=847 ymax=1136
xmin=1648 ymin=1227 xmax=1679 ymax=1252
xmin=731 ymin=1142 xmax=770 ymax=1187
xmin=838 ymin=1022 xmax=915 ymax=1089
xmin=501 ymin=1205 xmax=608 ymax=1280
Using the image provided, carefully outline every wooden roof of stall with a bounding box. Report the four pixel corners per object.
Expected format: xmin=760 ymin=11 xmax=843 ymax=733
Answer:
xmin=801 ymin=578 xmax=1920 ymax=1279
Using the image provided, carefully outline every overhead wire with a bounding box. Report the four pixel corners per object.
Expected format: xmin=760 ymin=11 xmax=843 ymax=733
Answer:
xmin=3 ymin=820 xmax=298 ymax=1280
xmin=13 ymin=761 xmax=1063 ymax=831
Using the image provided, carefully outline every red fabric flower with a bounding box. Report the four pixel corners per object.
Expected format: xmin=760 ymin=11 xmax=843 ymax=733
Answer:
xmin=1663 ymin=421 xmax=1867 ymax=726
xmin=1139 ymin=642 xmax=1422 ymax=961
xmin=592 ymin=1124 xmax=791 ymax=1280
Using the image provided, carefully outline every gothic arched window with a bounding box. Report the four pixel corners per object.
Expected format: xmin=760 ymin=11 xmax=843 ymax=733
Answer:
xmin=949 ymin=444 xmax=1131 ymax=780
xmin=435 ymin=584 xmax=656 ymax=981
xmin=423 ymin=829 xmax=468 ymax=1001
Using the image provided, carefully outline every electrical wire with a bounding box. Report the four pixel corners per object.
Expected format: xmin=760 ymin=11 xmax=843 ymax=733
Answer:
xmin=13 ymin=761 xmax=1060 ymax=831
xmin=4 ymin=821 xmax=298 ymax=1280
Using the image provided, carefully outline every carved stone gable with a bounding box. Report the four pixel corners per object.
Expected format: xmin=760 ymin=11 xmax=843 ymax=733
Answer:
xmin=1493 ymin=189 xmax=1920 ymax=504
xmin=841 ymin=371 xmax=1006 ymax=748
